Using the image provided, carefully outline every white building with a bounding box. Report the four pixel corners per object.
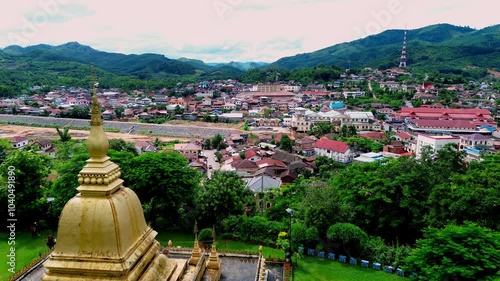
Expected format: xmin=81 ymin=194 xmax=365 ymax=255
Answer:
xmin=283 ymin=85 xmax=301 ymax=92
xmin=415 ymin=134 xmax=460 ymax=159
xmin=314 ymin=137 xmax=354 ymax=163
xmin=10 ymin=136 xmax=29 ymax=149
xmin=291 ymin=108 xmax=374 ymax=133
xmin=459 ymin=133 xmax=494 ymax=150
xmin=342 ymin=90 xmax=366 ymax=98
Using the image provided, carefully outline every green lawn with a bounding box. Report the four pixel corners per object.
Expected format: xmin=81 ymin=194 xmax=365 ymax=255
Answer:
xmin=0 ymin=231 xmax=52 ymax=281
xmin=295 ymin=257 xmax=401 ymax=281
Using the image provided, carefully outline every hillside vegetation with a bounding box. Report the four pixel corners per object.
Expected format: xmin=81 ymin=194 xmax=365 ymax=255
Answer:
xmin=272 ymin=24 xmax=500 ymax=72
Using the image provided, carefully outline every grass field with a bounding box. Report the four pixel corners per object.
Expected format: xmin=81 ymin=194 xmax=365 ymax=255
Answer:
xmin=295 ymin=257 xmax=401 ymax=281
xmin=0 ymin=231 xmax=52 ymax=281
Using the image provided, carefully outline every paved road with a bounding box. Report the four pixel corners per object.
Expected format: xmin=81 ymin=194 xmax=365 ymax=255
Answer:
xmin=203 ymin=149 xmax=220 ymax=178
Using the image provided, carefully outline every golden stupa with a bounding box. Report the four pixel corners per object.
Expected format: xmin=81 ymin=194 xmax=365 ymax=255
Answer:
xmin=42 ymin=82 xmax=177 ymax=280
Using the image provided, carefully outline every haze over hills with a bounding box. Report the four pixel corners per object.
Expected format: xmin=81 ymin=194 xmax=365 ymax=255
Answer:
xmin=271 ymin=24 xmax=500 ymax=72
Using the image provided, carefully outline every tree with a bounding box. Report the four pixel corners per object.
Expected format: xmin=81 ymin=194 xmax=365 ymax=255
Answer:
xmin=197 ymin=171 xmax=253 ymax=227
xmin=0 ymin=138 xmax=11 ymax=165
xmin=344 ymin=136 xmax=383 ymax=153
xmin=291 ymin=222 xmax=318 ymax=250
xmin=211 ymin=134 xmax=226 ymax=151
xmin=204 ymin=138 xmax=212 ymax=150
xmin=109 ymin=138 xmax=138 ymax=155
xmin=54 ymin=140 xmax=86 ymax=162
xmin=123 ymin=152 xmax=200 ymax=229
xmin=0 ymin=150 xmax=52 ymax=229
xmin=242 ymin=121 xmax=249 ymax=131
xmin=214 ymin=151 xmax=222 ymax=163
xmin=277 ymin=134 xmax=294 ymax=152
xmin=203 ymin=113 xmax=212 ymax=122
xmin=309 ymin=122 xmax=335 ymax=138
xmin=332 ymin=156 xmax=439 ymax=243
xmin=56 ymin=127 xmax=72 ymax=142
xmin=48 ymin=150 xmax=89 ymax=220
xmin=263 ymin=108 xmax=272 ymax=118
xmin=327 ymin=223 xmax=367 ymax=257
xmin=114 ymin=106 xmax=124 ymax=119
xmin=174 ymin=105 xmax=184 ymax=115
xmin=405 ymin=223 xmax=500 ymax=281
xmin=427 ymin=154 xmax=500 ymax=230
xmin=302 ymin=182 xmax=353 ymax=236
xmin=348 ymin=125 xmax=357 ymax=137
xmin=153 ymin=137 xmax=163 ymax=149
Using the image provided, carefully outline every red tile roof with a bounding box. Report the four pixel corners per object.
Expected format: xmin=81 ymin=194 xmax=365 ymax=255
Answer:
xmin=10 ymin=136 xmax=27 ymax=143
xmin=256 ymin=159 xmax=287 ymax=168
xmin=396 ymin=132 xmax=412 ymax=140
xmin=232 ymin=160 xmax=258 ymax=169
xmin=314 ymin=137 xmax=349 ymax=153
xmin=245 ymin=149 xmax=257 ymax=159
xmin=397 ymin=107 xmax=493 ymax=121
xmin=360 ymin=132 xmax=386 ymax=140
xmin=414 ymin=119 xmax=478 ymax=129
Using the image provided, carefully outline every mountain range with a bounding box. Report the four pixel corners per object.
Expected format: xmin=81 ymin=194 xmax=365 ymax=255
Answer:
xmin=272 ymin=23 xmax=500 ymax=72
xmin=0 ymin=23 xmax=499 ymax=91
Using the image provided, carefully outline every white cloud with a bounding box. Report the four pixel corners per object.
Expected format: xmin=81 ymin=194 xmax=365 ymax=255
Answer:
xmin=0 ymin=0 xmax=497 ymax=62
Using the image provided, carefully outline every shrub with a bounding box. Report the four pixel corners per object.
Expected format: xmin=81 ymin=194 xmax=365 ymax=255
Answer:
xmin=360 ymin=236 xmax=413 ymax=268
xmin=198 ymin=228 xmax=213 ymax=243
xmin=221 ymin=215 xmax=243 ymax=236
xmin=221 ymin=215 xmax=285 ymax=243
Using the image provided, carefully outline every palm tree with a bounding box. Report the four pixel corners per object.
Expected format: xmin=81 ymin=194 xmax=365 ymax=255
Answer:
xmin=56 ymin=127 xmax=71 ymax=142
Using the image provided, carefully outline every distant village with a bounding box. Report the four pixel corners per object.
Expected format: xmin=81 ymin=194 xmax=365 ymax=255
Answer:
xmin=1 ymin=67 xmax=499 ymax=189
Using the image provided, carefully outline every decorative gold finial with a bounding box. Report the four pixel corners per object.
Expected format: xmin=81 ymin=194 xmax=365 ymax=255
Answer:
xmin=189 ymin=221 xmax=202 ymax=266
xmin=207 ymin=225 xmax=221 ymax=270
xmin=211 ymin=225 xmax=216 ymax=249
xmin=194 ymin=220 xmax=199 ymax=243
xmin=86 ymin=68 xmax=109 ymax=159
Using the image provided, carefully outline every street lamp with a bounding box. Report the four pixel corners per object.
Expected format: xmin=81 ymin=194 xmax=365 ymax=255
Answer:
xmin=286 ymin=208 xmax=294 ymax=281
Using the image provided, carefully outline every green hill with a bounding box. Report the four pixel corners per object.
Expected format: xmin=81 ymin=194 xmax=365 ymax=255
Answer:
xmin=271 ymin=24 xmax=500 ymax=72
xmin=2 ymin=42 xmax=197 ymax=78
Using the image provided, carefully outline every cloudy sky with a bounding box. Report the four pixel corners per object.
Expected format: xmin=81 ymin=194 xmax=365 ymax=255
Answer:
xmin=0 ymin=0 xmax=497 ymax=63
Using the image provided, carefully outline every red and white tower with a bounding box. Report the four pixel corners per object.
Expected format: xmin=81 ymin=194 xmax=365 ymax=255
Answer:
xmin=399 ymin=26 xmax=407 ymax=68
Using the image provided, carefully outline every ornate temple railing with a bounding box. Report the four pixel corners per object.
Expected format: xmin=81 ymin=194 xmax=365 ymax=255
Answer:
xmin=8 ymin=248 xmax=52 ymax=281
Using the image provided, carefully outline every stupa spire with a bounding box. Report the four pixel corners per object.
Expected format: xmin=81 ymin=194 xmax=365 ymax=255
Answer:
xmin=86 ymin=73 xmax=109 ymax=160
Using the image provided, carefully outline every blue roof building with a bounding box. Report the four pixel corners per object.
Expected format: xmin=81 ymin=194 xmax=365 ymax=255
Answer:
xmin=330 ymin=101 xmax=345 ymax=109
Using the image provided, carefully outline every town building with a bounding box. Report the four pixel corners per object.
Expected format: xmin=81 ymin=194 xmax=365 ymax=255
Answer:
xmin=314 ymin=137 xmax=354 ymax=163
xmin=459 ymin=133 xmax=494 ymax=150
xmin=415 ymin=134 xmax=460 ymax=159
xmin=10 ymin=136 xmax=29 ymax=149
